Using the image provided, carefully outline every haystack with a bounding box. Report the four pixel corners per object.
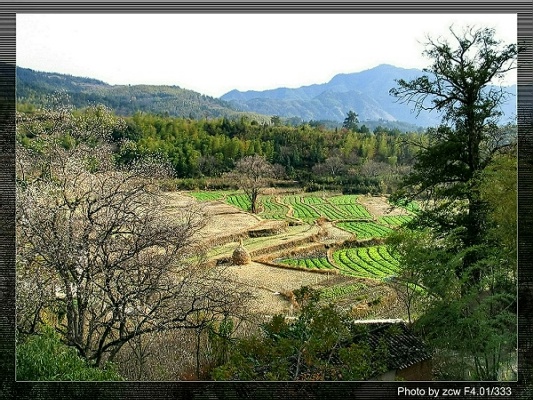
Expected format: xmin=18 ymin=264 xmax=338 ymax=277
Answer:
xmin=232 ymin=239 xmax=251 ymax=265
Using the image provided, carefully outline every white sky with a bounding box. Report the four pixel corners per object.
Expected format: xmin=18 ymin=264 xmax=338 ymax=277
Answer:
xmin=17 ymin=14 xmax=517 ymax=98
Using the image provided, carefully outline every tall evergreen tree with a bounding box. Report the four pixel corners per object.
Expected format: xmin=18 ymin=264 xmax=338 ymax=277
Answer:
xmin=390 ymin=25 xmax=519 ymax=287
xmin=388 ymin=25 xmax=520 ymax=380
xmin=342 ymin=110 xmax=359 ymax=132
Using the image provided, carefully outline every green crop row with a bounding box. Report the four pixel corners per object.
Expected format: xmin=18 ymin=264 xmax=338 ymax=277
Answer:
xmin=336 ymin=221 xmax=393 ymax=239
xmin=376 ymin=245 xmax=400 ymax=266
xmin=190 ymin=191 xmax=375 ymax=223
xmin=282 ymin=196 xmax=321 ymax=221
xmin=335 ymin=204 xmax=372 ymax=219
xmin=332 ymin=246 xmax=399 ymax=279
xmin=279 ymin=256 xmax=335 ymax=270
xmin=379 ymin=215 xmax=413 ymax=227
xmin=259 ymin=196 xmax=289 ymax=219
xmin=357 ymin=247 xmax=398 ymax=274
xmin=300 ymin=195 xmax=327 ymax=205
xmin=328 ymin=194 xmax=359 ymax=205
xmin=313 ymin=203 xmax=350 ymax=220
xmin=282 ymin=194 xmax=372 ymax=222
xmin=225 ymin=194 xmax=252 ymax=212
xmin=332 ymin=250 xmax=374 ymax=278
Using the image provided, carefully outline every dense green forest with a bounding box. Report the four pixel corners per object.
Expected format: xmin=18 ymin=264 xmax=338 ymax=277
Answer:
xmin=17 ymin=104 xmax=431 ymax=194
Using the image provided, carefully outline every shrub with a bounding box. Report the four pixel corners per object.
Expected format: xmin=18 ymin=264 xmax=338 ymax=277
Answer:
xmin=16 ymin=327 xmax=123 ymax=381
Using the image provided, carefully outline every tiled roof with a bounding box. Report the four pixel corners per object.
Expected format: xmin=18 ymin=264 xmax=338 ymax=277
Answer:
xmin=358 ymin=321 xmax=432 ymax=371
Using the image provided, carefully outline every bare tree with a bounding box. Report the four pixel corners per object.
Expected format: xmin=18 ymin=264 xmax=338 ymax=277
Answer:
xmin=16 ymin=105 xmax=251 ymax=369
xmin=311 ymin=156 xmax=347 ymax=178
xmin=225 ymin=155 xmax=275 ymax=213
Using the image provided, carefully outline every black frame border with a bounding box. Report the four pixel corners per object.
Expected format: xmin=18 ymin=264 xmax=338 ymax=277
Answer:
xmin=1 ymin=2 xmax=532 ymax=399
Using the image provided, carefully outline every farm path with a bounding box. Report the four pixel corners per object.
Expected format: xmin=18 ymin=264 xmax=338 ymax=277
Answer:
xmin=226 ymin=261 xmax=333 ymax=315
xmin=357 ymin=195 xmax=410 ymax=217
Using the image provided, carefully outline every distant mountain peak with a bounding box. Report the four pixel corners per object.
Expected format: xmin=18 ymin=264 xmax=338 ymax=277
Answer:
xmin=221 ymin=64 xmax=516 ymax=127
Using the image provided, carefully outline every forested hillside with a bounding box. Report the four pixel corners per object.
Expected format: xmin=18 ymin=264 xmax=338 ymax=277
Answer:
xmin=16 ymin=66 xmax=270 ymax=122
xmin=18 ymin=64 xmax=516 ymax=130
xmin=17 ymin=104 xmax=434 ymax=194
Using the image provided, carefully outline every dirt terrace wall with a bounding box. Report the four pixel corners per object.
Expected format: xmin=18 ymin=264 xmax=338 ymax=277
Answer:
xmin=249 ymin=233 xmax=323 ymax=259
xmin=248 ymin=221 xmax=289 ymax=238
xmin=255 ymin=242 xmax=328 ymax=263
xmin=254 ymin=259 xmax=340 ymax=275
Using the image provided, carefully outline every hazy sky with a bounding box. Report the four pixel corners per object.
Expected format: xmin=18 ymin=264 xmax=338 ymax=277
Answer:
xmin=17 ymin=14 xmax=517 ymax=98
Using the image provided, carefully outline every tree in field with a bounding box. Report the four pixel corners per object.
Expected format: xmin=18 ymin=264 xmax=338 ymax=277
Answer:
xmin=311 ymin=156 xmax=347 ymax=179
xmin=225 ymin=155 xmax=276 ymax=214
xmin=270 ymin=115 xmax=282 ymax=126
xmin=342 ymin=110 xmax=359 ymax=132
xmin=386 ymin=229 xmax=431 ymax=326
xmin=16 ymin=105 xmax=250 ymax=371
xmin=388 ymin=26 xmax=520 ymax=380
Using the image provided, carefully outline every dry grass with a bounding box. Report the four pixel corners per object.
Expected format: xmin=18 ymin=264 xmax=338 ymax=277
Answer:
xmin=225 ymin=261 xmax=333 ymax=315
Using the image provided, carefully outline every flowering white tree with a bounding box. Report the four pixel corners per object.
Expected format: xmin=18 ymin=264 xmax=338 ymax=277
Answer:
xmin=16 ymin=104 xmax=249 ymax=368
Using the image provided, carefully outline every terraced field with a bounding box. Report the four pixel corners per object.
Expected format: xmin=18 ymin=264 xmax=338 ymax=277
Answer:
xmin=278 ymin=256 xmax=336 ymax=271
xmin=336 ymin=221 xmax=393 ymax=239
xmin=225 ymin=193 xmax=252 ymax=212
xmin=259 ymin=196 xmax=290 ymax=220
xmin=282 ymin=195 xmax=322 ymax=222
xmin=332 ymin=245 xmax=399 ymax=279
xmin=179 ymin=190 xmax=408 ymax=316
xmin=188 ymin=191 xmax=227 ymax=201
xmin=379 ymin=215 xmax=413 ymax=227
xmin=189 ymin=191 xmax=384 ymax=224
xmin=329 ymin=195 xmax=373 ymax=219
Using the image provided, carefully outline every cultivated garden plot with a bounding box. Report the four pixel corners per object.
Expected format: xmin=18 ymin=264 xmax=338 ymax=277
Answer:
xmin=189 ymin=191 xmax=375 ymax=221
xmin=259 ymin=196 xmax=290 ymax=220
xmin=225 ymin=193 xmax=253 ymax=212
xmin=165 ymin=192 xmax=260 ymax=243
xmin=188 ymin=191 xmax=228 ymax=202
xmin=179 ymin=190 xmax=404 ymax=264
xmin=277 ymin=255 xmax=336 ymax=271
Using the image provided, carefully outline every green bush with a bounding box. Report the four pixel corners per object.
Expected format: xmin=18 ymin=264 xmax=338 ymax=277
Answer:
xmin=16 ymin=327 xmax=123 ymax=381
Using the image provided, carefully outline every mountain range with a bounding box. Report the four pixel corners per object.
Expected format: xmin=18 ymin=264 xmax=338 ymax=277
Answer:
xmin=221 ymin=64 xmax=517 ymax=127
xmin=16 ymin=64 xmax=517 ymax=129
